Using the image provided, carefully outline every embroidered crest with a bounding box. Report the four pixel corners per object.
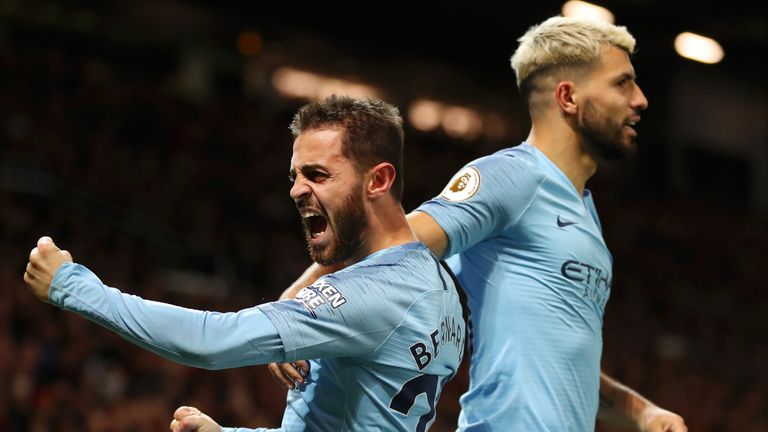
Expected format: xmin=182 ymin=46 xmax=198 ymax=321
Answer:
xmin=439 ymin=166 xmax=481 ymax=201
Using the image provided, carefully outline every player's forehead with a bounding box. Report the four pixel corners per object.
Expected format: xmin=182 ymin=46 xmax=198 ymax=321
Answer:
xmin=290 ymin=127 xmax=346 ymax=173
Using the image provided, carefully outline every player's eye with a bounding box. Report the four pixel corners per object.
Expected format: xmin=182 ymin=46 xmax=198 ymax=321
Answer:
xmin=306 ymin=170 xmax=329 ymax=182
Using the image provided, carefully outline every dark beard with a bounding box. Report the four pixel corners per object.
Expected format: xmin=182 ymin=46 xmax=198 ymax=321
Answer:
xmin=303 ymin=187 xmax=368 ymax=265
xmin=580 ymin=99 xmax=636 ymax=161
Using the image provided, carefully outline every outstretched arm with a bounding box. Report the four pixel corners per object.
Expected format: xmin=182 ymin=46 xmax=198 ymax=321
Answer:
xmin=597 ymin=372 xmax=687 ymax=432
xmin=24 ymin=237 xmax=285 ymax=370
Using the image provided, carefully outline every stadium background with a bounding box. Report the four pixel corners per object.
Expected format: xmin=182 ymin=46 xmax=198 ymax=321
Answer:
xmin=1 ymin=1 xmax=766 ymax=430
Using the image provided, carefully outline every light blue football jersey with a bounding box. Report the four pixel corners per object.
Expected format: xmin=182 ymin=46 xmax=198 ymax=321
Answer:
xmin=50 ymin=241 xmax=465 ymax=432
xmin=417 ymin=142 xmax=613 ymax=432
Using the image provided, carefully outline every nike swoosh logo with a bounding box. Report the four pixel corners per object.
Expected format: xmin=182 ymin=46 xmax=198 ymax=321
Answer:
xmin=557 ymin=215 xmax=577 ymax=228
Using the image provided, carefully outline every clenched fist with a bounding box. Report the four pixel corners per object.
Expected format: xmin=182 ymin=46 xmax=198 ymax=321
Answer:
xmin=169 ymin=406 xmax=221 ymax=432
xmin=23 ymin=236 xmax=73 ymax=303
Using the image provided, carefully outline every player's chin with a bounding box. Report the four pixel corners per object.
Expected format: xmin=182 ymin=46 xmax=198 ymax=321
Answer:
xmin=619 ymin=140 xmax=637 ymax=157
xmin=308 ymin=242 xmax=335 ymax=266
xmin=623 ymin=128 xmax=639 ymax=148
xmin=613 ymin=135 xmax=638 ymax=159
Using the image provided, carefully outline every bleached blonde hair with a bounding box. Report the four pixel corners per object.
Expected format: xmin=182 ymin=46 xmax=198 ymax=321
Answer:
xmin=510 ymin=16 xmax=636 ymax=96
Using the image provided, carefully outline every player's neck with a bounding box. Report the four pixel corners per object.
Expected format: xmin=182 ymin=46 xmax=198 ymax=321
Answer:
xmin=527 ymin=123 xmax=597 ymax=196
xmin=344 ymin=204 xmax=416 ymax=266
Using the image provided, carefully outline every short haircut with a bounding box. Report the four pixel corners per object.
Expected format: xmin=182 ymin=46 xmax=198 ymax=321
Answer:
xmin=290 ymin=95 xmax=405 ymax=201
xmin=511 ymin=16 xmax=636 ymax=99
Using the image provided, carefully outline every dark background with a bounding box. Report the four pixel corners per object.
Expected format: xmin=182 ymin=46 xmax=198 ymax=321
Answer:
xmin=1 ymin=1 xmax=766 ymax=430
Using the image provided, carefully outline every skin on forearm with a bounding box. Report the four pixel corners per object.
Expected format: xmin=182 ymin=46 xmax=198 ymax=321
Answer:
xmin=407 ymin=211 xmax=448 ymax=259
xmin=597 ymin=372 xmax=652 ymax=429
xmin=279 ymin=262 xmax=343 ymax=300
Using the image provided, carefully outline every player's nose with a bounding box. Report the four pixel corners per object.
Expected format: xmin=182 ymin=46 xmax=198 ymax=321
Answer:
xmin=632 ymin=82 xmax=648 ymax=111
xmin=290 ymin=177 xmax=311 ymax=201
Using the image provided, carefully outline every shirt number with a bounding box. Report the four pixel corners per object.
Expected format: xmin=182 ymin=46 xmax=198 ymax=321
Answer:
xmin=389 ymin=374 xmax=439 ymax=432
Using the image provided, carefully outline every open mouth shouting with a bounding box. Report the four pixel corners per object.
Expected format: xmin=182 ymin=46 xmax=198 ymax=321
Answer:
xmin=301 ymin=208 xmax=329 ymax=244
xmin=295 ymin=189 xmax=368 ymax=266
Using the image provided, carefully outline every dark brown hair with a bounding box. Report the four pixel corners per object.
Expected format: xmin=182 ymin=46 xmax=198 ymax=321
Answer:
xmin=290 ymin=95 xmax=405 ymax=201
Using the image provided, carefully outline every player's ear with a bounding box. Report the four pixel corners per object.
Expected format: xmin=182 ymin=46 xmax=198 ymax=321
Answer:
xmin=366 ymin=162 xmax=395 ymax=199
xmin=555 ymin=80 xmax=578 ymax=115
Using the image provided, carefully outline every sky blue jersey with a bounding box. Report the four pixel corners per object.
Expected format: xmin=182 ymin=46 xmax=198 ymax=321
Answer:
xmin=416 ymin=142 xmax=613 ymax=432
xmin=49 ymin=241 xmax=465 ymax=432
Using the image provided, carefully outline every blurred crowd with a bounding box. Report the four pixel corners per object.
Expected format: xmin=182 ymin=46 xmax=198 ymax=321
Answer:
xmin=2 ymin=22 xmax=766 ymax=432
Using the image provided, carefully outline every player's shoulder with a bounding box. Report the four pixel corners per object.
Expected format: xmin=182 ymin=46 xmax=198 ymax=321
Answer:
xmin=462 ymin=143 xmax=545 ymax=185
xmin=337 ymin=242 xmax=436 ymax=276
xmin=474 ymin=143 xmax=544 ymax=176
xmin=327 ymin=243 xmax=441 ymax=292
xmin=438 ymin=143 xmax=545 ymax=203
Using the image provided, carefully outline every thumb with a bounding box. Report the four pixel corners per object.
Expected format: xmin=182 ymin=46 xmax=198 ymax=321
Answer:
xmin=295 ymin=360 xmax=311 ymax=376
xmin=174 ymin=406 xmax=201 ymax=420
xmin=178 ymin=414 xmax=214 ymax=432
xmin=37 ymin=236 xmax=57 ymax=249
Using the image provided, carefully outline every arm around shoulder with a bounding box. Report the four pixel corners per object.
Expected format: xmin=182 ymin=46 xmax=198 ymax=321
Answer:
xmin=279 ymin=261 xmax=345 ymax=300
xmin=407 ymin=211 xmax=449 ymax=259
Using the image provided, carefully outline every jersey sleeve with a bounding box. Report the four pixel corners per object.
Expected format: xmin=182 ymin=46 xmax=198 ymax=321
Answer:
xmin=257 ymin=270 xmax=409 ymax=362
xmin=416 ymin=154 xmax=544 ymax=257
xmin=49 ymin=262 xmax=285 ymax=369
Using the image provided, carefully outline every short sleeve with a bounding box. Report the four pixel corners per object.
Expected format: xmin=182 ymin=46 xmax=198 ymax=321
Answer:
xmin=416 ymin=153 xmax=544 ymax=256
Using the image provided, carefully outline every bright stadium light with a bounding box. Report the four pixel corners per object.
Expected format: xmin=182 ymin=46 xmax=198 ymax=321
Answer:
xmin=271 ymin=67 xmax=379 ymax=101
xmin=271 ymin=67 xmax=322 ymax=99
xmin=561 ymin=1 xmax=615 ymax=23
xmin=674 ymin=32 xmax=724 ymax=64
xmin=316 ymin=79 xmax=379 ymax=99
xmin=410 ymin=99 xmax=506 ymax=141
xmin=408 ymin=99 xmax=443 ymax=131
xmin=442 ymin=106 xmax=483 ymax=140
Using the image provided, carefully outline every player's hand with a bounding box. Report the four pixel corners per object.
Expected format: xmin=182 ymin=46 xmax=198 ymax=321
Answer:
xmin=639 ymin=406 xmax=687 ymax=432
xmin=268 ymin=360 xmax=310 ymax=390
xmin=169 ymin=406 xmax=221 ymax=432
xmin=23 ymin=236 xmax=73 ymax=303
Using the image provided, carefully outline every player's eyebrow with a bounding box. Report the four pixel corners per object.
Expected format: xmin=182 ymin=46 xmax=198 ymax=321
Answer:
xmin=614 ymin=71 xmax=637 ymax=83
xmin=288 ymin=164 xmax=325 ymax=181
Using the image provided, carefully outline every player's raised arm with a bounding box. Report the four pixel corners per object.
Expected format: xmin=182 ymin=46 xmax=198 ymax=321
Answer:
xmin=24 ymin=236 xmax=287 ymax=370
xmin=24 ymin=236 xmax=73 ymax=303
